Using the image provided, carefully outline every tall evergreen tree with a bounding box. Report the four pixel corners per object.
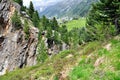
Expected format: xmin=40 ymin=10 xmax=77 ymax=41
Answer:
xmin=60 ymin=25 xmax=69 ymax=44
xmin=37 ymin=40 xmax=48 ymax=63
xmin=51 ymin=17 xmax=59 ymax=31
xmin=46 ymin=27 xmax=52 ymax=39
xmin=29 ymin=1 xmax=35 ymax=18
xmin=35 ymin=11 xmax=40 ymax=21
xmin=14 ymin=0 xmax=23 ymax=6
xmin=87 ymin=0 xmax=120 ymax=33
xmin=42 ymin=15 xmax=49 ymax=30
xmin=53 ymin=31 xmax=61 ymax=44
xmin=32 ymin=11 xmax=39 ymax=27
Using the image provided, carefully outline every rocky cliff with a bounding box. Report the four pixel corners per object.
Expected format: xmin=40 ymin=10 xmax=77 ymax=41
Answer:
xmin=0 ymin=0 xmax=39 ymax=75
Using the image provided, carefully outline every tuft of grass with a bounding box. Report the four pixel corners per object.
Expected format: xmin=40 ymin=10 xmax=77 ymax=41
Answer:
xmin=83 ymin=41 xmax=101 ymax=55
xmin=97 ymin=48 xmax=109 ymax=56
xmin=69 ymin=57 xmax=94 ymax=80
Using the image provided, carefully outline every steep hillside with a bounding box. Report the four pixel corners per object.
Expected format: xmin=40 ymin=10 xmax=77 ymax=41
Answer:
xmin=39 ymin=0 xmax=98 ymax=17
xmin=1 ymin=36 xmax=120 ymax=80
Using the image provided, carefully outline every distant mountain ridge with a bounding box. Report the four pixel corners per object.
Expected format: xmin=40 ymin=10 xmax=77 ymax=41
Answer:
xmin=36 ymin=0 xmax=98 ymax=18
xmin=34 ymin=0 xmax=62 ymax=12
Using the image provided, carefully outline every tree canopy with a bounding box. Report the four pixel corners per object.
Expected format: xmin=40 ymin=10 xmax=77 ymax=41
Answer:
xmin=87 ymin=0 xmax=120 ymax=27
xmin=29 ymin=1 xmax=35 ymax=18
xmin=14 ymin=0 xmax=23 ymax=6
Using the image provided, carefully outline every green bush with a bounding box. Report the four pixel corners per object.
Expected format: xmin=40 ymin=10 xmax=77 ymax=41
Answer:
xmin=11 ymin=11 xmax=22 ymax=29
xmin=23 ymin=19 xmax=30 ymax=39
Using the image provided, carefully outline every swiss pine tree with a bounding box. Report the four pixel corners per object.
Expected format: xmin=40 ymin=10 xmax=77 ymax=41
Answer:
xmin=51 ymin=17 xmax=59 ymax=31
xmin=29 ymin=1 xmax=35 ymax=18
xmin=14 ymin=0 xmax=23 ymax=6
xmin=61 ymin=25 xmax=69 ymax=44
xmin=32 ymin=11 xmax=39 ymax=27
xmin=42 ymin=15 xmax=49 ymax=30
xmin=35 ymin=11 xmax=40 ymax=21
xmin=87 ymin=0 xmax=120 ymax=33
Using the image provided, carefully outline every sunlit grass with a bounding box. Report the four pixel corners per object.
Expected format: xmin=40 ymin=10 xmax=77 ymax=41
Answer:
xmin=64 ymin=18 xmax=86 ymax=31
xmin=69 ymin=37 xmax=120 ymax=80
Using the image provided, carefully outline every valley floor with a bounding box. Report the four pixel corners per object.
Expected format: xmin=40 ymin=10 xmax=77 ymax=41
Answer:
xmin=0 ymin=35 xmax=120 ymax=80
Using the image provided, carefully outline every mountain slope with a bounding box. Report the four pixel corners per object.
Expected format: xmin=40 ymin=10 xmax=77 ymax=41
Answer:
xmin=39 ymin=0 xmax=98 ymax=18
xmin=1 ymin=36 xmax=120 ymax=80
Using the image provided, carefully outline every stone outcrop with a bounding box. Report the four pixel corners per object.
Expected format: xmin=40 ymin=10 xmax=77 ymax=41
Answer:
xmin=41 ymin=33 xmax=69 ymax=55
xmin=0 ymin=0 xmax=39 ymax=75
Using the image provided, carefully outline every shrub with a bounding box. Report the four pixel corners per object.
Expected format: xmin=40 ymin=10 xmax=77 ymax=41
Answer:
xmin=69 ymin=59 xmax=94 ymax=80
xmin=11 ymin=11 xmax=22 ymax=29
xmin=23 ymin=19 xmax=30 ymax=39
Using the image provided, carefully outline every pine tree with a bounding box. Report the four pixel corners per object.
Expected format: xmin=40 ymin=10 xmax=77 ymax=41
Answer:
xmin=29 ymin=1 xmax=35 ymax=18
xmin=32 ymin=11 xmax=39 ymax=27
xmin=42 ymin=15 xmax=49 ymax=30
xmin=51 ymin=17 xmax=59 ymax=31
xmin=87 ymin=0 xmax=120 ymax=33
xmin=53 ymin=31 xmax=61 ymax=44
xmin=85 ymin=0 xmax=120 ymax=41
xmin=37 ymin=40 xmax=48 ymax=63
xmin=35 ymin=11 xmax=40 ymax=21
xmin=14 ymin=0 xmax=26 ymax=11
xmin=60 ymin=25 xmax=69 ymax=44
xmin=46 ymin=27 xmax=52 ymax=39
xmin=14 ymin=0 xmax=23 ymax=6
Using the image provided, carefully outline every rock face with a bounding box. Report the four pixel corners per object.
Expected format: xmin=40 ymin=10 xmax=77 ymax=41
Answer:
xmin=0 ymin=0 xmax=39 ymax=75
xmin=41 ymin=34 xmax=69 ymax=55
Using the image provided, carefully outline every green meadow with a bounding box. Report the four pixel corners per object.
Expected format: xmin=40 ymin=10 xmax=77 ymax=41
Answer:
xmin=64 ymin=18 xmax=86 ymax=31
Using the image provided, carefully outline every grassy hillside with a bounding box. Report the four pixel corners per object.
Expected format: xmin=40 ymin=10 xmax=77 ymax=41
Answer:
xmin=63 ymin=18 xmax=86 ymax=31
xmin=0 ymin=35 xmax=120 ymax=80
xmin=69 ymin=37 xmax=120 ymax=79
